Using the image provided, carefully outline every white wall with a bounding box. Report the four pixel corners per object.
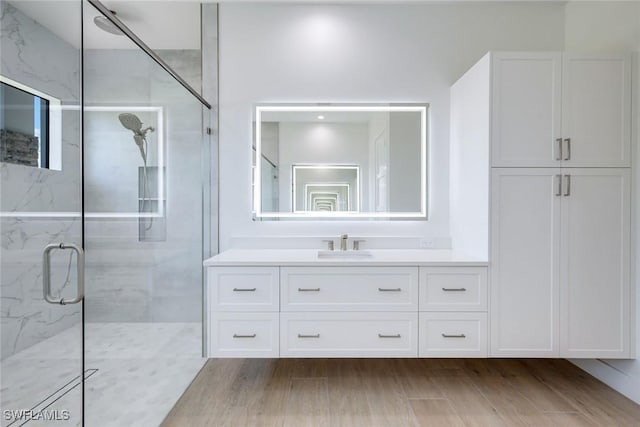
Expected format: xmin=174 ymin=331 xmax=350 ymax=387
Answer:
xmin=564 ymin=0 xmax=640 ymax=405
xmin=218 ymin=2 xmax=565 ymax=250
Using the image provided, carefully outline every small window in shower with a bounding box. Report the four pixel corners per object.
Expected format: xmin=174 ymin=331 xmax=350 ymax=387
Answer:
xmin=0 ymin=75 xmax=62 ymax=170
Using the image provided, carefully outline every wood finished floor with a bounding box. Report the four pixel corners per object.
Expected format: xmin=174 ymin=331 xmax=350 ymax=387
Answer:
xmin=162 ymin=358 xmax=640 ymax=426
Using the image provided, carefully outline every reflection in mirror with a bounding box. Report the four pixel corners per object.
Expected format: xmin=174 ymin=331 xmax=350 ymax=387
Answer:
xmin=293 ymin=165 xmax=359 ymax=213
xmin=254 ymin=105 xmax=428 ymax=219
xmin=0 ymin=75 xmax=62 ymax=169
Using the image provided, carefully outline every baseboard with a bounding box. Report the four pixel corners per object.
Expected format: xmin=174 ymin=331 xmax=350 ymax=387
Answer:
xmin=570 ymin=359 xmax=640 ymax=404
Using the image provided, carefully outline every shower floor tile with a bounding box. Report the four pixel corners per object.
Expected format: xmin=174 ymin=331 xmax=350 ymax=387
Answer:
xmin=1 ymin=322 xmax=205 ymax=427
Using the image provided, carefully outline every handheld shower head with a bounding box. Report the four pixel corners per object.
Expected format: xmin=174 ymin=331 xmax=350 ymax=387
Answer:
xmin=118 ymin=113 xmax=143 ymax=133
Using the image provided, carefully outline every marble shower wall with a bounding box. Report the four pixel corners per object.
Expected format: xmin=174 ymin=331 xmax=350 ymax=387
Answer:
xmin=0 ymin=1 xmax=82 ymax=359
xmin=83 ymin=49 xmax=205 ymax=323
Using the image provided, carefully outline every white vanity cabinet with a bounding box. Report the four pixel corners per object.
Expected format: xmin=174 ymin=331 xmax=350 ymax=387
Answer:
xmin=280 ymin=266 xmax=418 ymax=312
xmin=205 ymin=252 xmax=489 ymax=358
xmin=208 ymin=267 xmax=280 ymax=357
xmin=280 ymin=266 xmax=419 ymax=357
xmin=451 ymin=51 xmax=633 ymax=359
xmin=419 ymin=267 xmax=488 ymax=357
xmin=491 ymin=52 xmax=631 ymax=168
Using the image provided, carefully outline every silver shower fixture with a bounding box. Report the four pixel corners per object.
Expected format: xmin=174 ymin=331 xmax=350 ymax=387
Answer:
xmin=118 ymin=113 xmax=155 ymax=164
xmin=94 ymin=10 xmax=123 ymax=36
xmin=119 ymin=113 xmax=156 ymax=230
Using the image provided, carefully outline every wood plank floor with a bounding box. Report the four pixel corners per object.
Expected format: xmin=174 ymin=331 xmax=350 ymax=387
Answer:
xmin=162 ymin=359 xmax=640 ymax=426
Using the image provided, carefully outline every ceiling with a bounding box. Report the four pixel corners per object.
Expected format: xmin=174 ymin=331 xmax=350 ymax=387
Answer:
xmin=9 ymin=1 xmax=201 ymax=50
xmin=9 ymin=0 xmax=571 ymax=50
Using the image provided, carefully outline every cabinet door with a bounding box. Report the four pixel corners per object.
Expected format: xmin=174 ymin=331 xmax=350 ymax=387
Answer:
xmin=560 ymin=169 xmax=630 ymax=358
xmin=490 ymin=169 xmax=561 ymax=356
xmin=561 ymin=54 xmax=631 ymax=167
xmin=491 ymin=52 xmax=562 ymax=167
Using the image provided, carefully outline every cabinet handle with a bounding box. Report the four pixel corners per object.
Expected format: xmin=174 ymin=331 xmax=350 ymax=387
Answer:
xmin=564 ymin=174 xmax=571 ymax=196
xmin=378 ymin=287 xmax=402 ymax=292
xmin=298 ymin=288 xmax=320 ymax=292
xmin=378 ymin=333 xmax=401 ymax=338
xmin=233 ymin=334 xmax=256 ymax=338
xmin=442 ymin=287 xmax=466 ymax=292
xmin=564 ymin=138 xmax=571 ymax=161
xmin=298 ymin=334 xmax=320 ymax=338
xmin=555 ymin=174 xmax=562 ymax=197
xmin=555 ymin=138 xmax=563 ymax=161
xmin=442 ymin=333 xmax=466 ymax=338
xmin=233 ymin=288 xmax=256 ymax=292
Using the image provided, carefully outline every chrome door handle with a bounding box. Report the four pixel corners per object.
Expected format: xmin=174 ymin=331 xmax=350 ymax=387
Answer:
xmin=297 ymin=334 xmax=320 ymax=338
xmin=555 ymin=174 xmax=562 ymax=197
xmin=298 ymin=288 xmax=320 ymax=292
xmin=555 ymin=138 xmax=563 ymax=161
xmin=233 ymin=288 xmax=256 ymax=292
xmin=233 ymin=334 xmax=257 ymax=338
xmin=378 ymin=287 xmax=402 ymax=292
xmin=441 ymin=333 xmax=466 ymax=338
xmin=564 ymin=138 xmax=571 ymax=160
xmin=378 ymin=334 xmax=401 ymax=338
xmin=564 ymin=174 xmax=571 ymax=196
xmin=43 ymin=243 xmax=84 ymax=305
xmin=442 ymin=287 xmax=466 ymax=292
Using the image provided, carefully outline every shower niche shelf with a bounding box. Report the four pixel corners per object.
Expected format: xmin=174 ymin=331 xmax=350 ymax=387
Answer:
xmin=138 ymin=166 xmax=166 ymax=242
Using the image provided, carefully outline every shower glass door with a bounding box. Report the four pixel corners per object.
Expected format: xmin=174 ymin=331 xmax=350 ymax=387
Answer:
xmin=1 ymin=0 xmax=84 ymax=425
xmin=82 ymin=2 xmax=210 ymax=425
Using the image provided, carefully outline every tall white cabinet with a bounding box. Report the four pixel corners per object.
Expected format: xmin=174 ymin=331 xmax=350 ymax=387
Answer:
xmin=451 ymin=51 xmax=633 ymax=359
xmin=491 ymin=52 xmax=631 ymax=168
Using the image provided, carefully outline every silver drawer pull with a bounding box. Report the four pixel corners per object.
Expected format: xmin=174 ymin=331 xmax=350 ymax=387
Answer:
xmin=298 ymin=288 xmax=320 ymax=292
xmin=378 ymin=334 xmax=401 ymax=338
xmin=233 ymin=287 xmax=256 ymax=292
xmin=297 ymin=334 xmax=320 ymax=338
xmin=442 ymin=287 xmax=466 ymax=292
xmin=233 ymin=334 xmax=256 ymax=338
xmin=378 ymin=288 xmax=402 ymax=292
xmin=441 ymin=333 xmax=466 ymax=338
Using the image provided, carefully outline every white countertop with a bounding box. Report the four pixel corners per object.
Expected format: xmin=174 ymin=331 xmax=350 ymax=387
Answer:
xmin=203 ymin=249 xmax=488 ymax=267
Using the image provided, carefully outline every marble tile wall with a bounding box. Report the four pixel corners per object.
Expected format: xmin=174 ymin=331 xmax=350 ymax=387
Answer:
xmin=0 ymin=1 xmax=82 ymax=359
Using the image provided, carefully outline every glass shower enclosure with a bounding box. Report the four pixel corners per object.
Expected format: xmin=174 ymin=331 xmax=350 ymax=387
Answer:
xmin=1 ymin=1 xmax=212 ymax=425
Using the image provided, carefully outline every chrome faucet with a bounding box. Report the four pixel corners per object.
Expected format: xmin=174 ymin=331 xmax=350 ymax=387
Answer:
xmin=340 ymin=234 xmax=348 ymax=251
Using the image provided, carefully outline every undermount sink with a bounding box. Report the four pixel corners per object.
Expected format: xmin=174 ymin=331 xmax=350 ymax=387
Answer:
xmin=317 ymin=250 xmax=373 ymax=258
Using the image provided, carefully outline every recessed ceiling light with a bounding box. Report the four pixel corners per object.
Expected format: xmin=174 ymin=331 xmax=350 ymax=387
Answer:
xmin=317 ymin=115 xmax=325 ymax=120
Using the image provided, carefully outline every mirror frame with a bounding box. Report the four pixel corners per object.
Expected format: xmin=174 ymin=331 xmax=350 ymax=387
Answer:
xmin=253 ymin=104 xmax=428 ymax=219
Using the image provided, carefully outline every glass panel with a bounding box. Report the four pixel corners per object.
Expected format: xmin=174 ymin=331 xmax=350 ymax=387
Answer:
xmin=0 ymin=0 xmax=84 ymax=425
xmin=82 ymin=2 xmax=207 ymax=424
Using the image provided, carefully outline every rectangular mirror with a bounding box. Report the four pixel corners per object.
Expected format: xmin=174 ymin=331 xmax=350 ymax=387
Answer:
xmin=0 ymin=75 xmax=62 ymax=169
xmin=254 ymin=104 xmax=428 ymax=219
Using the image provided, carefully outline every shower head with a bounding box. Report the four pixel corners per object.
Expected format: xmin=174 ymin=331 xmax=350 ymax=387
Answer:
xmin=118 ymin=112 xmax=155 ymax=164
xmin=94 ymin=11 xmax=123 ymax=36
xmin=118 ymin=113 xmax=143 ymax=133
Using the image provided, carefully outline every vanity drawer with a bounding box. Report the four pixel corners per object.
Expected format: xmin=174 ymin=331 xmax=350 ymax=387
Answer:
xmin=281 ymin=267 xmax=418 ymax=311
xmin=419 ymin=312 xmax=487 ymax=357
xmin=419 ymin=267 xmax=487 ymax=311
xmin=209 ymin=267 xmax=279 ymax=312
xmin=280 ymin=312 xmax=418 ymax=357
xmin=209 ymin=312 xmax=279 ymax=357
